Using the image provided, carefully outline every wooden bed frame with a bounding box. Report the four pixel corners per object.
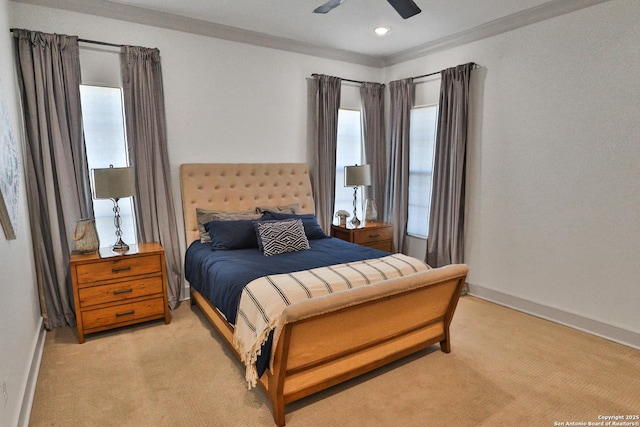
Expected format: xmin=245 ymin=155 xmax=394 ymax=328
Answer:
xmin=180 ymin=163 xmax=469 ymax=426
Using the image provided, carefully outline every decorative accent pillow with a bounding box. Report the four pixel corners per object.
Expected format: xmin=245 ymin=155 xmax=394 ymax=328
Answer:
xmin=196 ymin=208 xmax=261 ymax=243
xmin=255 ymin=203 xmax=302 ymax=214
xmin=204 ymin=220 xmax=259 ymax=250
xmin=260 ymin=211 xmax=328 ymax=240
xmin=254 ymin=219 xmax=310 ymax=256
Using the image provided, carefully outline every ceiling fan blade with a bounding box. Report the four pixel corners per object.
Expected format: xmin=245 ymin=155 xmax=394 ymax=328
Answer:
xmin=387 ymin=0 xmax=421 ymax=19
xmin=314 ymin=0 xmax=347 ymax=14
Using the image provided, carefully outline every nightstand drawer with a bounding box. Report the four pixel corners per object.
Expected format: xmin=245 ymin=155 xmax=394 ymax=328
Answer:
xmin=366 ymin=241 xmax=394 ymax=252
xmin=352 ymin=226 xmax=393 ymax=244
xmin=78 ymin=276 xmax=164 ymax=308
xmin=75 ymin=254 xmax=162 ymax=285
xmin=82 ymin=297 xmax=165 ymax=330
xmin=331 ymin=223 xmax=395 ymax=253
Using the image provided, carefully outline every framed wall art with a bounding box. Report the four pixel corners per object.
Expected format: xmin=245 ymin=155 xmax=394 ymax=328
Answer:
xmin=0 ymin=81 xmax=21 ymax=240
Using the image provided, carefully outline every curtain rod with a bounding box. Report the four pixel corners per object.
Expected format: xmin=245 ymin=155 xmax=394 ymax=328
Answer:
xmin=412 ymin=62 xmax=479 ymax=81
xmin=312 ymin=62 xmax=478 ymax=86
xmin=9 ymin=29 xmax=122 ymax=48
xmin=311 ymin=73 xmax=384 ymax=87
xmin=78 ymin=38 xmax=121 ymax=48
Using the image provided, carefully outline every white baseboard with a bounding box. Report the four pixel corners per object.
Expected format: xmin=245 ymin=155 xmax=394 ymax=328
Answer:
xmin=468 ymin=283 xmax=640 ymax=350
xmin=17 ymin=318 xmax=46 ymax=427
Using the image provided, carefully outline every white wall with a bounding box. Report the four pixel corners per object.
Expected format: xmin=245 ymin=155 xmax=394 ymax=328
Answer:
xmin=0 ymin=1 xmax=42 ymax=426
xmin=386 ymin=0 xmax=640 ymax=345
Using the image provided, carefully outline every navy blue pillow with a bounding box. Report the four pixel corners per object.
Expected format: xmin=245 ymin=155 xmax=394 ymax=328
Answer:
xmin=260 ymin=211 xmax=328 ymax=240
xmin=204 ymin=219 xmax=259 ymax=250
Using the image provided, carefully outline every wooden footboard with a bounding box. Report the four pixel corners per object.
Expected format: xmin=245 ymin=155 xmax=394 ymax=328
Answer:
xmin=191 ymin=264 xmax=468 ymax=426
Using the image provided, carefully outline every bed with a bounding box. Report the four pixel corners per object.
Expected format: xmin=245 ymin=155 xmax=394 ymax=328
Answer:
xmin=180 ymin=163 xmax=469 ymax=426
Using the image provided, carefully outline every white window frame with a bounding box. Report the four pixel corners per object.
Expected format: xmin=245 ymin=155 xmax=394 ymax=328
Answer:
xmin=334 ymin=108 xmax=365 ymax=222
xmin=80 ymin=84 xmax=137 ymax=248
xmin=407 ymin=104 xmax=438 ymax=239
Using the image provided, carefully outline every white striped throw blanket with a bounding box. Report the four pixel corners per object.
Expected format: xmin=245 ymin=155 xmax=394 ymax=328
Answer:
xmin=232 ymin=253 xmax=431 ymax=388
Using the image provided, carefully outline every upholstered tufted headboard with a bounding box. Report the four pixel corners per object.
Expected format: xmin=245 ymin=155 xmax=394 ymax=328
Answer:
xmin=179 ymin=163 xmax=316 ymax=245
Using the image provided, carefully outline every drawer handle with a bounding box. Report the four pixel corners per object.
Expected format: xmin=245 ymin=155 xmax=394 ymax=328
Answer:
xmin=112 ymin=266 xmax=132 ymax=273
xmin=115 ymin=310 xmax=135 ymax=317
xmin=369 ymin=234 xmax=381 ymax=238
xmin=113 ymin=288 xmax=133 ymax=295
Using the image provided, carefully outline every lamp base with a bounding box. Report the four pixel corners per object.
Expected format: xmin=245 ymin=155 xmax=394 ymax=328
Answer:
xmin=110 ymin=197 xmax=129 ymax=253
xmin=351 ymin=186 xmax=362 ymax=228
xmin=111 ymin=238 xmax=130 ymax=253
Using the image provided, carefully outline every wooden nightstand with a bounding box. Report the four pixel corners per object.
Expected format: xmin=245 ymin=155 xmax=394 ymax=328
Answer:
xmin=70 ymin=242 xmax=171 ymax=343
xmin=331 ymin=222 xmax=394 ymax=252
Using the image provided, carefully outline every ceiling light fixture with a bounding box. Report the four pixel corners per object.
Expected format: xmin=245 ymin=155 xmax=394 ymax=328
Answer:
xmin=374 ymin=26 xmax=390 ymax=36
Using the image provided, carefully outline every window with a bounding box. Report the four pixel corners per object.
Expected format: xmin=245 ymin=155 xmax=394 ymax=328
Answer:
xmin=407 ymin=105 xmax=438 ymax=238
xmin=79 ymin=85 xmax=137 ymax=248
xmin=334 ymin=109 xmax=364 ymax=219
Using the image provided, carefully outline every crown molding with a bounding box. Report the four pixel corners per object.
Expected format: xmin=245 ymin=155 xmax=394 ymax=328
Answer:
xmin=382 ymin=0 xmax=613 ymax=66
xmin=12 ymin=0 xmax=612 ymax=69
xmin=10 ymin=0 xmax=385 ymax=68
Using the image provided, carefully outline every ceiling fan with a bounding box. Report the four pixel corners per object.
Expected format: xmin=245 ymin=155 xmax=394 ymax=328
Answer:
xmin=314 ymin=0 xmax=421 ymax=19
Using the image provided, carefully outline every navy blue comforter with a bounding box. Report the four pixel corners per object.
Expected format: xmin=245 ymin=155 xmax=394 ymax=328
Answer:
xmin=184 ymin=237 xmax=389 ymax=325
xmin=185 ymin=236 xmax=390 ymax=378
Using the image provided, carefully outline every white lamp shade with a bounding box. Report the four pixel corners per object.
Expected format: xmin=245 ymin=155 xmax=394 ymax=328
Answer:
xmin=92 ymin=166 xmax=136 ymax=199
xmin=344 ymin=164 xmax=372 ymax=187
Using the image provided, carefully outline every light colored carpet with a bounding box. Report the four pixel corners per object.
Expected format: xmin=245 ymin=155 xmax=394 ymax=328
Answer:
xmin=29 ymin=296 xmax=640 ymax=427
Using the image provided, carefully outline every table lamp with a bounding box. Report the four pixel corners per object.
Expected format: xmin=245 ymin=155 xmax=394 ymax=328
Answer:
xmin=92 ymin=165 xmax=136 ymax=252
xmin=344 ymin=164 xmax=371 ymax=227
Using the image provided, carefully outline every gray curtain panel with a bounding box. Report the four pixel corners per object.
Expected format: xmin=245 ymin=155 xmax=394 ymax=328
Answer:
xmin=385 ymin=78 xmax=413 ymax=253
xmin=426 ymin=63 xmax=474 ymax=267
xmin=360 ymin=82 xmax=386 ymax=219
xmin=310 ymin=74 xmax=341 ymax=232
xmin=14 ymin=29 xmax=93 ymax=329
xmin=120 ymin=46 xmax=183 ymax=309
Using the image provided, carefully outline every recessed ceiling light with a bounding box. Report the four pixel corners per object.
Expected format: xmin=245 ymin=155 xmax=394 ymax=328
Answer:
xmin=374 ymin=26 xmax=390 ymax=36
